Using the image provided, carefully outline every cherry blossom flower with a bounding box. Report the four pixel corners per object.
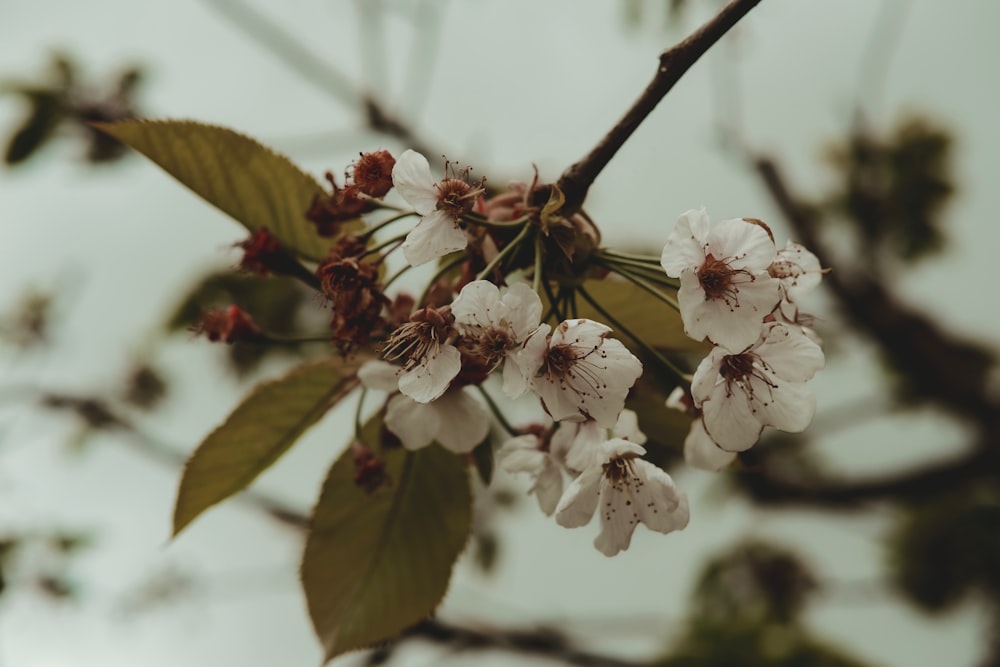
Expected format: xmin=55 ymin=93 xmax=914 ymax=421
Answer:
xmin=391 ymin=149 xmax=483 ymax=266
xmin=661 ymin=208 xmax=781 ymax=352
xmin=691 ymin=321 xmax=825 ymax=452
xmin=516 ymin=319 xmax=642 ymax=428
xmin=358 ymin=360 xmax=490 ymax=454
xmin=381 ymin=306 xmax=460 ymax=403
xmin=561 ymin=409 xmax=647 ymax=473
xmin=555 ymin=438 xmax=689 ymax=556
xmin=769 ymin=240 xmax=823 ymax=305
xmin=450 ymin=280 xmax=543 ymax=398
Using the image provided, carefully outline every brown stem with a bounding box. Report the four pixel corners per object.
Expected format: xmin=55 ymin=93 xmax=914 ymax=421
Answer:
xmin=556 ymin=0 xmax=763 ymax=215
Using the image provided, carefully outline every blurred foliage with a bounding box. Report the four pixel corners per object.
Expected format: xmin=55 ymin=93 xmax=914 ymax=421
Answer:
xmin=1 ymin=53 xmax=143 ymax=166
xmin=623 ymin=0 xmax=690 ymax=30
xmin=166 ymin=270 xmax=317 ymax=376
xmin=661 ymin=541 xmax=871 ymax=667
xmin=889 ymin=488 xmax=1000 ymax=614
xmin=120 ymin=363 xmax=168 ymax=411
xmin=0 ymin=288 xmax=54 ymax=348
xmin=822 ymin=116 xmax=955 ymax=264
xmin=0 ymin=530 xmax=92 ymax=603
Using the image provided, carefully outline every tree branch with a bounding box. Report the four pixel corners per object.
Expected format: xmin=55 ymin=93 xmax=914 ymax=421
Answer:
xmin=367 ymin=618 xmax=655 ymax=667
xmin=556 ymin=0 xmax=763 ymax=214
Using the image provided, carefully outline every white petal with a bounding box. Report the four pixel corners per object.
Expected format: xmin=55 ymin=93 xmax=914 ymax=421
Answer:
xmin=757 ymin=380 xmax=816 ymax=434
xmin=773 ymin=240 xmax=823 ymax=302
xmin=684 ymin=276 xmax=780 ymax=353
xmin=391 ymin=149 xmax=438 ymax=215
xmin=397 ymin=343 xmax=461 ymax=403
xmin=701 ymin=384 xmax=764 ymax=452
xmin=532 ymin=463 xmax=564 ymax=516
xmin=612 ymin=408 xmax=646 ymax=444
xmin=563 ymin=420 xmax=605 ymax=472
xmin=554 ymin=466 xmax=602 ymax=528
xmin=711 ymin=218 xmax=776 ymax=271
xmin=690 ymin=347 xmax=727 ymax=406
xmin=385 ymin=394 xmax=438 ymax=450
xmin=755 ymin=322 xmax=825 ymax=382
xmin=660 ymin=208 xmax=710 ymax=277
xmin=497 ymin=434 xmax=544 ymax=473
xmin=431 ymin=389 xmax=490 ymax=453
xmin=451 ymin=280 xmax=501 ymax=331
xmin=402 ymin=209 xmax=467 ymax=267
xmin=500 ymin=284 xmax=543 ymax=340
xmin=501 ymin=358 xmax=530 ymax=398
xmin=631 ymin=459 xmax=688 ymax=534
xmin=684 ymin=418 xmax=737 ymax=471
xmin=358 ymin=359 xmax=402 ymax=392
xmin=593 ymin=477 xmax=640 ymax=556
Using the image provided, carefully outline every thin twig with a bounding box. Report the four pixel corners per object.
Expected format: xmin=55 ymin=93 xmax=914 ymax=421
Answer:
xmin=556 ymin=0 xmax=763 ymax=214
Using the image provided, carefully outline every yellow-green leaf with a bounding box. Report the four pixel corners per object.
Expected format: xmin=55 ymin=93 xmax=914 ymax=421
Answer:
xmin=173 ymin=359 xmax=358 ymax=536
xmin=302 ymin=429 xmax=471 ymax=662
xmin=96 ymin=119 xmax=351 ymax=261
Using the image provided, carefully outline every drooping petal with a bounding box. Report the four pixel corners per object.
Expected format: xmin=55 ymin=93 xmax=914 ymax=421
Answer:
xmin=631 ymin=459 xmax=688 ymax=534
xmin=385 ymin=394 xmax=439 ymax=450
xmin=497 ymin=434 xmax=545 ymax=473
xmin=756 ymin=378 xmax=816 ymax=434
xmin=701 ymin=384 xmax=764 ymax=452
xmin=391 ymin=149 xmax=438 ymax=215
xmin=612 ymin=408 xmax=646 ymax=444
xmin=594 ymin=476 xmax=641 ymax=556
xmin=397 ymin=342 xmax=461 ymax=403
xmin=532 ymin=463 xmax=564 ymax=516
xmin=661 ymin=208 xmax=711 ymax=277
xmin=554 ymin=466 xmax=603 ymax=528
xmin=501 ymin=358 xmax=531 ymax=398
xmin=431 ymin=389 xmax=490 ymax=453
xmin=402 ymin=209 xmax=467 ymax=267
xmin=358 ymin=359 xmax=403 ymax=392
xmin=684 ymin=418 xmax=737 ymax=471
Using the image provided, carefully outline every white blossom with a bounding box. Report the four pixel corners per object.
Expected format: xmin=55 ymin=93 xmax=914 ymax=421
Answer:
xmin=517 ymin=319 xmax=642 ymax=428
xmin=769 ymin=240 xmax=823 ymax=305
xmin=358 ymin=359 xmax=490 ymax=454
xmin=392 ymin=149 xmax=480 ymax=266
xmin=661 ymin=208 xmax=781 ymax=352
xmin=450 ymin=280 xmax=543 ymax=398
xmin=555 ymin=438 xmax=689 ymax=556
xmin=691 ymin=322 xmax=825 ymax=452
xmin=381 ymin=307 xmax=460 ymax=403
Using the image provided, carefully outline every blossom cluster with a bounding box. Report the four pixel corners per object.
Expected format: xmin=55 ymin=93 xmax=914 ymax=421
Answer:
xmin=660 ymin=208 xmax=826 ymax=470
xmin=219 ymin=149 xmax=826 ymax=556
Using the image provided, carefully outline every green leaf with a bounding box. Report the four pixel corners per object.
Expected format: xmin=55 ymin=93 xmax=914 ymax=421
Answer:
xmin=95 ymin=119 xmax=353 ymax=261
xmin=302 ymin=425 xmax=472 ymax=662
xmin=173 ymin=358 xmax=359 ymax=536
xmin=577 ymin=277 xmax=704 ymax=353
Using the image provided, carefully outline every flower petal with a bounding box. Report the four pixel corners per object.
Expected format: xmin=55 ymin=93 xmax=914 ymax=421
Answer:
xmin=385 ymin=394 xmax=438 ymax=450
xmin=391 ymin=149 xmax=438 ymax=215
xmin=431 ymin=389 xmax=490 ymax=453
xmin=631 ymin=459 xmax=688 ymax=534
xmin=358 ymin=359 xmax=403 ymax=392
xmin=711 ymin=218 xmax=776 ymax=272
xmin=500 ymin=283 xmax=543 ymax=340
xmin=402 ymin=209 xmax=467 ymax=267
xmin=701 ymin=384 xmax=764 ymax=452
xmin=450 ymin=280 xmax=501 ymax=331
xmin=554 ymin=466 xmax=602 ymax=528
xmin=532 ymin=463 xmax=564 ymax=516
xmin=397 ymin=343 xmax=461 ymax=403
xmin=661 ymin=208 xmax=711 ymax=277
xmin=593 ymin=477 xmax=641 ymax=556
xmin=755 ymin=322 xmax=825 ymax=382
xmin=684 ymin=418 xmax=737 ymax=471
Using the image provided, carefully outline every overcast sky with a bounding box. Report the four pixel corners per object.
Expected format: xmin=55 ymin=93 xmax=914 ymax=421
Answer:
xmin=2 ymin=2 xmax=998 ymax=666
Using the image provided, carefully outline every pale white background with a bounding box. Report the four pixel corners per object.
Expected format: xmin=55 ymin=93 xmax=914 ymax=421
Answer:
xmin=2 ymin=1 xmax=998 ymax=666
